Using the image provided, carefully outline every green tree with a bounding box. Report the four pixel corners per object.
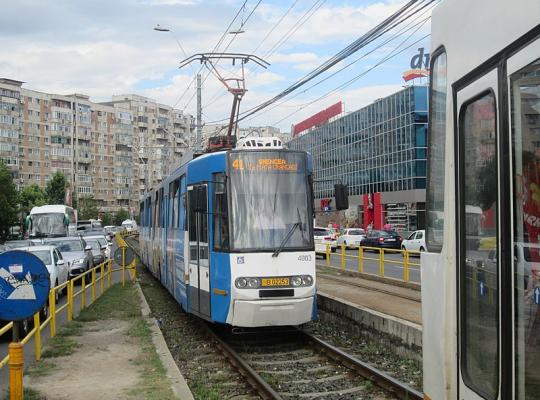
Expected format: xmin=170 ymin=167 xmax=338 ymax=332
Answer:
xmin=0 ymin=162 xmax=18 ymax=240
xmin=114 ymin=208 xmax=130 ymax=226
xmin=78 ymin=196 xmax=99 ymax=220
xmin=19 ymin=184 xmax=47 ymax=215
xmin=45 ymin=171 xmax=67 ymax=204
xmin=101 ymin=212 xmax=113 ymax=226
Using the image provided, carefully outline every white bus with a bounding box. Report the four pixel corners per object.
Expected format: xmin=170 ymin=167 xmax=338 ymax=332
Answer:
xmin=26 ymin=205 xmax=77 ymax=238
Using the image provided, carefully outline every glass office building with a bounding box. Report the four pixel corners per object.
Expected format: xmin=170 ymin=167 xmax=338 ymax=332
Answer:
xmin=287 ymin=85 xmax=428 ymax=232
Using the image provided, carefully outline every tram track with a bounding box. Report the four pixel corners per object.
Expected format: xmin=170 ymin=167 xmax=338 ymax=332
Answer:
xmin=125 ymin=235 xmax=423 ymax=400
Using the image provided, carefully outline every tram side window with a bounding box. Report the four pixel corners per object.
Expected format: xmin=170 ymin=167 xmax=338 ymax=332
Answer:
xmin=460 ymin=92 xmax=498 ymax=399
xmin=511 ymin=58 xmax=540 ymax=400
xmin=159 ymin=188 xmax=164 ymax=228
xmin=426 ymin=51 xmax=447 ymax=252
xmin=169 ymin=180 xmax=180 ymax=228
xmin=179 ymin=175 xmax=186 ymax=230
xmin=213 ymin=173 xmax=229 ymax=251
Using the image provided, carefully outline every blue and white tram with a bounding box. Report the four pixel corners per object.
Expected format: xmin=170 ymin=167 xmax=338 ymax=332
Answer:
xmin=139 ymin=142 xmax=347 ymax=327
xmin=422 ymin=0 xmax=540 ymax=399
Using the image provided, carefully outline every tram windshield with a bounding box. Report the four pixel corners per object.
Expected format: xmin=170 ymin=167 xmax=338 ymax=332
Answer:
xmin=228 ymin=151 xmax=313 ymax=252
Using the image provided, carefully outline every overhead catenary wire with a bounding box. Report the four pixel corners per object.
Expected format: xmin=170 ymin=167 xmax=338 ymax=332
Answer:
xmin=181 ymin=0 xmax=264 ymax=112
xmin=203 ymin=0 xmax=321 ymax=111
xmin=205 ymin=0 xmax=432 ymax=125
xmin=169 ymin=0 xmax=249 ymax=109
xmin=240 ymin=2 xmax=435 ymax=122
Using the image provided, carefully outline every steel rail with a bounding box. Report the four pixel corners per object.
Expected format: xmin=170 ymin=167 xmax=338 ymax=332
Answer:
xmin=200 ymin=323 xmax=283 ymax=400
xmin=301 ymin=330 xmax=423 ymax=400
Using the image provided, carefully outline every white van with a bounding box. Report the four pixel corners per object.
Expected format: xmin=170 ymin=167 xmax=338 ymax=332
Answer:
xmin=121 ymin=219 xmax=138 ymax=232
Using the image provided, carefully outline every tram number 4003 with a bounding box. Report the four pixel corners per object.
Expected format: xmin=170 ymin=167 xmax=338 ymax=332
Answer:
xmin=298 ymin=255 xmax=312 ymax=261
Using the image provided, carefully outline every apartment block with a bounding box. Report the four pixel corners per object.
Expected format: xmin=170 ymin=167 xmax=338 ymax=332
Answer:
xmin=0 ymin=79 xmax=194 ymax=215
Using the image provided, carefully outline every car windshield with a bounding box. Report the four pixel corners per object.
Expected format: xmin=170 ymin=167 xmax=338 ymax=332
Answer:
xmin=314 ymin=229 xmax=330 ymax=236
xmin=29 ymin=250 xmax=52 ymax=265
xmin=348 ymin=230 xmax=364 ymax=235
xmin=228 ymin=151 xmax=313 ymax=251
xmin=87 ymin=240 xmax=100 ymax=251
xmin=29 ymin=213 xmax=67 ymax=238
xmin=46 ymin=240 xmax=83 ymax=252
xmin=5 ymin=241 xmax=33 ymax=248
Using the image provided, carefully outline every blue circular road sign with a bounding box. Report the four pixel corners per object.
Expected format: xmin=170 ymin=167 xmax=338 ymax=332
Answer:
xmin=0 ymin=250 xmax=50 ymax=321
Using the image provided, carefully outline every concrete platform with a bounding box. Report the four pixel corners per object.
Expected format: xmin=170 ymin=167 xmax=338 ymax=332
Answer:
xmin=316 ymin=268 xmax=422 ymax=350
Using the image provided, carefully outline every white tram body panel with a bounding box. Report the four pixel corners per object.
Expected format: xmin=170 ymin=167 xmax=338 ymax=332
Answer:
xmin=423 ymin=1 xmax=540 ymax=399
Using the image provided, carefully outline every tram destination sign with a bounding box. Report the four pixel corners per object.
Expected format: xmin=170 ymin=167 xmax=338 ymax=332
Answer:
xmin=229 ymin=152 xmax=306 ymax=174
xmin=0 ymin=250 xmax=50 ymax=321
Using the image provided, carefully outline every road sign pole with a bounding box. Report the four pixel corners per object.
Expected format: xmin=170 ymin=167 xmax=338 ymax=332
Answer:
xmin=9 ymin=321 xmax=23 ymax=400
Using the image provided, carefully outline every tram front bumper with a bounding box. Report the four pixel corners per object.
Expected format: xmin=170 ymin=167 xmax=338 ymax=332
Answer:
xmin=231 ymin=296 xmax=314 ymax=327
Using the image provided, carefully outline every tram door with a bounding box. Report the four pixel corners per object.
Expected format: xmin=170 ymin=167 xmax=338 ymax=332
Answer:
xmin=456 ymin=40 xmax=540 ymax=399
xmin=187 ymin=184 xmax=211 ymax=318
xmin=456 ymin=69 xmax=501 ymax=400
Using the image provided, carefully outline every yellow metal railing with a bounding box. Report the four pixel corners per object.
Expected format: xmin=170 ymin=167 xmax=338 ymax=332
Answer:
xmin=323 ymin=244 xmax=421 ymax=283
xmin=0 ymin=235 xmax=139 ymax=395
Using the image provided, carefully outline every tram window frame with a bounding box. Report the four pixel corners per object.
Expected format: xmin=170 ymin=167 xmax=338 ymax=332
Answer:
xmin=169 ymin=179 xmax=180 ymax=229
xmin=458 ymin=90 xmax=499 ymax=400
xmin=159 ymin=187 xmax=164 ymax=228
xmin=212 ymin=172 xmax=230 ymax=251
xmin=426 ymin=47 xmax=447 ymax=253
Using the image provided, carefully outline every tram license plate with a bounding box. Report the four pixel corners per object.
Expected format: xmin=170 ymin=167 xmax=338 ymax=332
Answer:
xmin=261 ymin=278 xmax=289 ymax=287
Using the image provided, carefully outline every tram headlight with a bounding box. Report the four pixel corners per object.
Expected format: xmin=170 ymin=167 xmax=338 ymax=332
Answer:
xmin=247 ymin=278 xmax=260 ymax=288
xmin=301 ymin=275 xmax=313 ymax=286
xmin=235 ymin=277 xmax=247 ymax=288
xmin=291 ymin=276 xmax=303 ymax=287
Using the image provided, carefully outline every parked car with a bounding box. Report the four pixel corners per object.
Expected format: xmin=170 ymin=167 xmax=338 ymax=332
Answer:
xmin=314 ymin=227 xmax=337 ymax=257
xmin=43 ymin=237 xmax=94 ymax=279
xmin=360 ymin=230 xmax=403 ymax=250
xmin=85 ymin=238 xmax=107 ymax=265
xmin=82 ymin=233 xmax=110 ymax=259
xmin=19 ymin=245 xmax=69 ymax=302
xmin=4 ymin=240 xmax=35 ymax=249
xmin=337 ymin=228 xmax=366 ymax=249
xmin=401 ymin=229 xmax=427 ymax=255
xmin=103 ymin=226 xmax=115 ymax=242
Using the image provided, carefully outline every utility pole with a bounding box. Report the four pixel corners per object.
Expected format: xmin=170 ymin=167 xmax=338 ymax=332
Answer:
xmin=196 ymin=74 xmax=202 ymax=153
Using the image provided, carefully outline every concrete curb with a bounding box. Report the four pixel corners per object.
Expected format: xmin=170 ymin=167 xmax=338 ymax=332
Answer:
xmin=135 ymin=283 xmax=194 ymax=400
xmin=317 ymin=291 xmax=422 ymax=348
xmin=316 ymin=263 xmax=421 ymax=291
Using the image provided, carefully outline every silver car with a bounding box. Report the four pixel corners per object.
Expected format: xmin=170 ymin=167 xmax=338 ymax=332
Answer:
xmin=43 ymin=237 xmax=94 ymax=278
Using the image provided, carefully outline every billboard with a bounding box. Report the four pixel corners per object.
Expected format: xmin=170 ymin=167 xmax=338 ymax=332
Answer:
xmin=292 ymin=102 xmax=342 ymax=137
xmin=402 ymin=47 xmax=430 ymax=82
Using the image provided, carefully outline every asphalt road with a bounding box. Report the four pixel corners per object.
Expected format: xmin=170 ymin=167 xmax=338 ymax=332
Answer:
xmin=0 ymin=242 xmax=128 ymax=394
xmin=318 ymin=247 xmax=422 ymax=283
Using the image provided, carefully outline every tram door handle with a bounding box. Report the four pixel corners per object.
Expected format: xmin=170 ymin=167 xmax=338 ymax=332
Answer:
xmin=205 ymin=272 xmax=208 ymax=278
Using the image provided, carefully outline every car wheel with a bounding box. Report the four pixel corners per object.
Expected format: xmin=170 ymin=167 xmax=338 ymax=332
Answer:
xmin=40 ymin=301 xmax=49 ymax=321
xmin=401 ymin=246 xmax=406 ymax=257
xmin=420 ymin=247 xmax=425 ymax=252
xmin=343 ymin=241 xmax=348 ymax=249
xmin=331 ymin=247 xmax=336 ymax=253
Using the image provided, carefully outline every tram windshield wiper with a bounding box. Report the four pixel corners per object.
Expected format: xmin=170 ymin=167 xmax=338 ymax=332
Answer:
xmin=272 ymin=208 xmax=303 ymax=258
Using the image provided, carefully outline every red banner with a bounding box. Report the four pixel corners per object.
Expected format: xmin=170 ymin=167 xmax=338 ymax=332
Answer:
xmin=292 ymin=102 xmax=342 ymax=137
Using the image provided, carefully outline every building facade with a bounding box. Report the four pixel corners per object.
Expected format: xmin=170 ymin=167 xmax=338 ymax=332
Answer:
xmin=288 ymin=85 xmax=428 ymax=232
xmin=0 ymin=78 xmax=194 ymax=215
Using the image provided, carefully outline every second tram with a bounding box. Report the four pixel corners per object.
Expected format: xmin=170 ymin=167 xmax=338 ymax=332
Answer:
xmin=422 ymin=0 xmax=540 ymax=399
xmin=139 ymin=140 xmax=348 ymax=327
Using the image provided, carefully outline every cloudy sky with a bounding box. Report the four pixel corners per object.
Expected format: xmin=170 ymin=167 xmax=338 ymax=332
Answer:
xmin=0 ymin=0 xmax=432 ymax=131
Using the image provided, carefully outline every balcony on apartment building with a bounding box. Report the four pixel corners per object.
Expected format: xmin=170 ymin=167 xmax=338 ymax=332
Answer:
xmin=76 ymin=153 xmax=92 ymax=163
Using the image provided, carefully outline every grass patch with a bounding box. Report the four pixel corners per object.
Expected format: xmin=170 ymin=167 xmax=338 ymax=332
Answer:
xmin=188 ymin=376 xmax=222 ymax=400
xmin=77 ymin=282 xmax=140 ymax=322
xmin=25 ymin=360 xmax=57 ymax=377
xmin=41 ymin=337 xmax=78 ymax=358
xmin=2 ymin=388 xmax=45 ymax=400
xmin=126 ymin=313 xmax=178 ymax=399
xmin=56 ymin=321 xmax=83 ymax=337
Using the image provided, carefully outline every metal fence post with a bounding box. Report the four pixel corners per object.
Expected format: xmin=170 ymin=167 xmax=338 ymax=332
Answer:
xmin=340 ymin=245 xmax=346 ymax=271
xmin=122 ymin=246 xmax=126 ymax=287
xmin=358 ymin=247 xmax=364 ymax=273
xmin=33 ymin=312 xmax=41 ymax=361
xmin=108 ymin=260 xmax=112 ymax=288
xmin=81 ymin=275 xmax=86 ymax=310
xmin=100 ymin=263 xmax=104 ymax=295
xmin=326 ymin=245 xmax=330 ymax=267
xmin=379 ymin=248 xmax=385 ymax=277
xmin=91 ymin=268 xmax=96 ymax=303
xmin=67 ymin=280 xmax=73 ymax=322
xmin=49 ymin=289 xmax=56 ymax=337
